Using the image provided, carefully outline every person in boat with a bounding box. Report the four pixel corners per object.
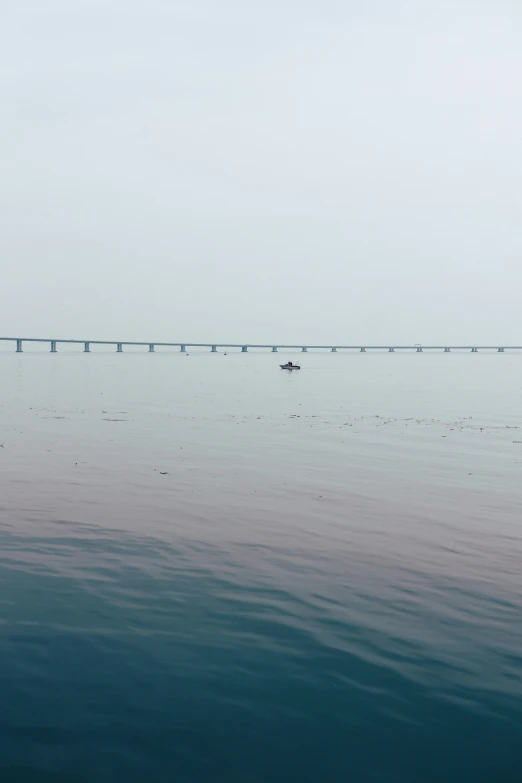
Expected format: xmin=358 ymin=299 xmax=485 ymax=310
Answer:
xmin=287 ymin=361 xmax=293 ymax=366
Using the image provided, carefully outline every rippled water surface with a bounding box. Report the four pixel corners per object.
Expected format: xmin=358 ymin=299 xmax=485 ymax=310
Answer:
xmin=1 ymin=350 xmax=522 ymax=782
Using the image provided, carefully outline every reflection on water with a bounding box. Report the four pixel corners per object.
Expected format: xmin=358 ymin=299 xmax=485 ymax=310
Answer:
xmin=1 ymin=352 xmax=522 ymax=781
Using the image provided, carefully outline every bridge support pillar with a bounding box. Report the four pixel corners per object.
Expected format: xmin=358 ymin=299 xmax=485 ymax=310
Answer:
xmin=84 ymin=342 xmax=90 ymax=352
xmin=388 ymin=348 xmax=395 ymax=352
xmin=444 ymin=348 xmax=450 ymax=352
xmin=331 ymin=347 xmax=337 ymax=352
xmin=272 ymin=346 xmax=278 ymax=352
xmin=149 ymin=344 xmax=155 ymax=352
xmin=50 ymin=341 xmax=57 ymax=352
xmin=180 ymin=345 xmax=186 ymax=352
xmin=301 ymin=347 xmax=308 ymax=352
xmin=360 ymin=347 xmax=366 ymax=352
xmin=498 ymin=347 xmax=504 ymax=352
xmin=211 ymin=346 xmax=217 ymax=352
xmin=117 ymin=343 xmax=123 ymax=352
xmin=242 ymin=346 xmax=248 ymax=352
xmin=471 ymin=347 xmax=478 ymax=352
xmin=16 ymin=340 xmax=23 ymax=353
xmin=416 ymin=347 xmax=423 ymax=352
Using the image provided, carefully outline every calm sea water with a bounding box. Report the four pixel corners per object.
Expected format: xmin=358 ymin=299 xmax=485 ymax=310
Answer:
xmin=1 ymin=350 xmax=522 ymax=782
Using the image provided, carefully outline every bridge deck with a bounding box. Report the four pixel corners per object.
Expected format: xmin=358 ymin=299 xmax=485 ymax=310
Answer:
xmin=0 ymin=338 xmax=520 ymax=351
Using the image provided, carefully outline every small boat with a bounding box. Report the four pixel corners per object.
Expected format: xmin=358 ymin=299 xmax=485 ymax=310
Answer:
xmin=280 ymin=363 xmax=300 ymax=370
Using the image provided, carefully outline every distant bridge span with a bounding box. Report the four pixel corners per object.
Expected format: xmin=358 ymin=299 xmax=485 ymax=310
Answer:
xmin=0 ymin=338 xmax=519 ymax=353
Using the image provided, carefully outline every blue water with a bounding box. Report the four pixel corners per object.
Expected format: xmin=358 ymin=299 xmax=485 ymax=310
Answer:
xmin=1 ymin=351 xmax=522 ymax=781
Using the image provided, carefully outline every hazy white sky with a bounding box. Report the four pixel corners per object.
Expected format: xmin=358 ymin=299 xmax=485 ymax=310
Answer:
xmin=1 ymin=0 xmax=521 ymax=343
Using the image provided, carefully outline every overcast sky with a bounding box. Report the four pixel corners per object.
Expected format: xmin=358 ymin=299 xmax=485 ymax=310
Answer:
xmin=1 ymin=0 xmax=521 ymax=344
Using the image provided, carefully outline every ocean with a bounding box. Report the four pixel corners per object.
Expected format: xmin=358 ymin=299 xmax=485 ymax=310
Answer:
xmin=1 ymin=350 xmax=522 ymax=782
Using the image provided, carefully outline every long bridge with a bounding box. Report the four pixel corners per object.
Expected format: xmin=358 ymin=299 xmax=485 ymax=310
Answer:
xmin=0 ymin=338 xmax=519 ymax=353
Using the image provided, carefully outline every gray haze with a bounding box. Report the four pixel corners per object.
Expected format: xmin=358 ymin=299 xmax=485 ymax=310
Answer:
xmin=1 ymin=0 xmax=521 ymax=344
